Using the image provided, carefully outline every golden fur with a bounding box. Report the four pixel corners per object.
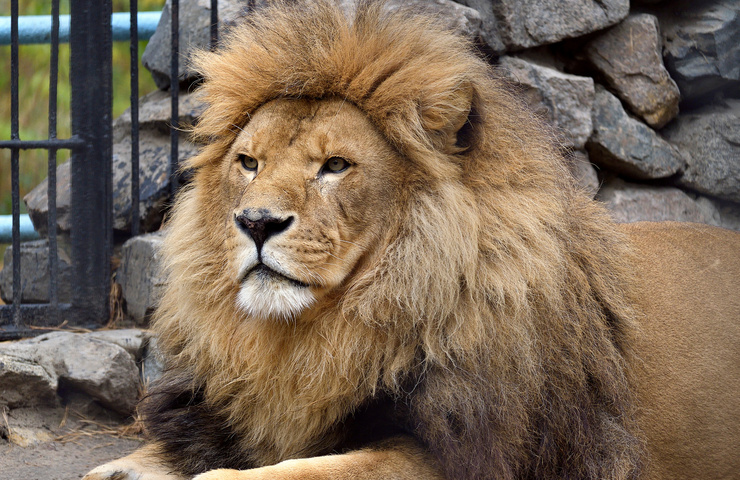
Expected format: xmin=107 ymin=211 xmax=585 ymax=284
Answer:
xmin=84 ymin=2 xmax=740 ymax=480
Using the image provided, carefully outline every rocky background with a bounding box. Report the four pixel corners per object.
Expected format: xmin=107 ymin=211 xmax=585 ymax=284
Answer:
xmin=1 ymin=0 xmax=739 ymax=454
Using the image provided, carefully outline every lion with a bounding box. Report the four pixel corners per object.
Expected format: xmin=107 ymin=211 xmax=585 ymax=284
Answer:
xmin=85 ymin=2 xmax=740 ymax=480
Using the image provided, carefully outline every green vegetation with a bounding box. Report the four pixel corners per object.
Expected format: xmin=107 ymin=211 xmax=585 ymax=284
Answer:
xmin=0 ymin=0 xmax=164 ymax=216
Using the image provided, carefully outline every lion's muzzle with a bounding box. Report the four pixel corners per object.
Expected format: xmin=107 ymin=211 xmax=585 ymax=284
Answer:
xmin=235 ymin=208 xmax=295 ymax=254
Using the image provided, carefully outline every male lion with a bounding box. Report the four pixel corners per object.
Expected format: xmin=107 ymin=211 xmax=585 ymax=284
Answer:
xmin=86 ymin=2 xmax=740 ymax=480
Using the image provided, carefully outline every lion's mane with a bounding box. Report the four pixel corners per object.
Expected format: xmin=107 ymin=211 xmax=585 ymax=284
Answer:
xmin=142 ymin=2 xmax=644 ymax=479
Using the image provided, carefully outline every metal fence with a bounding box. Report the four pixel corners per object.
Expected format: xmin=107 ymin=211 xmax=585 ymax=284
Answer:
xmin=0 ymin=0 xmax=218 ymax=340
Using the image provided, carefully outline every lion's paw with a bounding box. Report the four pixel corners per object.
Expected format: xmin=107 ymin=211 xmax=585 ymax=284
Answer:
xmin=82 ymin=465 xmax=140 ymax=480
xmin=83 ymin=458 xmax=184 ymax=480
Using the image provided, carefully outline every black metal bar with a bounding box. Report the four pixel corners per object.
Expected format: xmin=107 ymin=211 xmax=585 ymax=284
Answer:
xmin=69 ymin=0 xmax=113 ymax=326
xmin=10 ymin=0 xmax=21 ymax=327
xmin=210 ymin=0 xmax=218 ymax=51
xmin=0 ymin=303 xmax=75 ymax=340
xmin=170 ymin=0 xmax=180 ymax=195
xmin=130 ymin=0 xmax=140 ymax=236
xmin=0 ymin=138 xmax=85 ymax=149
xmin=47 ymin=0 xmax=61 ymax=321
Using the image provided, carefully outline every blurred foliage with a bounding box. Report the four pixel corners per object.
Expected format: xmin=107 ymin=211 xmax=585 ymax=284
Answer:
xmin=0 ymin=0 xmax=165 ymax=215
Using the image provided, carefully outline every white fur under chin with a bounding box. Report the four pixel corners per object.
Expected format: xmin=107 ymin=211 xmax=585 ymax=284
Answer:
xmin=236 ymin=274 xmax=316 ymax=320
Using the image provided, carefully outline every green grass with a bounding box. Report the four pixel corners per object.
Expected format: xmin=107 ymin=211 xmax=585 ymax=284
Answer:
xmin=0 ymin=0 xmax=164 ymax=216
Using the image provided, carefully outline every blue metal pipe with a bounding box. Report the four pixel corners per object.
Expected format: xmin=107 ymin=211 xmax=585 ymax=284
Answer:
xmin=0 ymin=214 xmax=39 ymax=243
xmin=0 ymin=11 xmax=162 ymax=45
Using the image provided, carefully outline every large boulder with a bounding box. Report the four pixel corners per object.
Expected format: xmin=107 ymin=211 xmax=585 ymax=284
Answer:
xmin=0 ymin=332 xmax=140 ymax=414
xmin=585 ymin=14 xmax=680 ymax=129
xmin=499 ymin=55 xmax=595 ymax=149
xmin=663 ymin=99 xmax=740 ymax=204
xmin=586 ymin=86 xmax=686 ymax=180
xmin=661 ymin=0 xmax=740 ymax=104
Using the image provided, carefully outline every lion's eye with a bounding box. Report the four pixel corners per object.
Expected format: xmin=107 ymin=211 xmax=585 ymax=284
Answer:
xmin=238 ymin=154 xmax=258 ymax=172
xmin=321 ymin=156 xmax=350 ymax=174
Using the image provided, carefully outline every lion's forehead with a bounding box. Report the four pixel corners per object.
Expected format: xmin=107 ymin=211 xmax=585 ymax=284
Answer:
xmin=236 ymin=98 xmax=388 ymax=163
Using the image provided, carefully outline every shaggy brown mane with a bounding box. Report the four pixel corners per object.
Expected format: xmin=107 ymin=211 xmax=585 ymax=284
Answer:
xmin=143 ymin=1 xmax=644 ymax=479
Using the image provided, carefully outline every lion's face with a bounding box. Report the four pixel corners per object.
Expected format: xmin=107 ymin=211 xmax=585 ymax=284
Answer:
xmin=222 ymin=97 xmax=405 ymax=320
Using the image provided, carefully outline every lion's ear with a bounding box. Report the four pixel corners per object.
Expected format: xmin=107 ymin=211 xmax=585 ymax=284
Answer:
xmin=422 ymin=81 xmax=474 ymax=153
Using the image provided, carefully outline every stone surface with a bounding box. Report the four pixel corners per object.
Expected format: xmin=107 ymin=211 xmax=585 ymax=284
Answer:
xmin=86 ymin=329 xmax=148 ymax=361
xmin=499 ymin=55 xmax=595 ymax=149
xmin=663 ymin=99 xmax=740 ymax=204
xmin=661 ymin=0 xmax=740 ymax=103
xmin=454 ymin=0 xmax=506 ymax=53
xmin=695 ymin=197 xmax=740 ymax=232
xmin=111 ymin=129 xmax=198 ymax=233
xmin=491 ymin=0 xmax=629 ymax=51
xmin=0 ymin=332 xmax=140 ymax=414
xmin=24 ymin=129 xmax=195 ymax=236
xmin=142 ymin=336 xmax=166 ymax=386
xmin=598 ymin=177 xmax=718 ymax=224
xmin=118 ymin=232 xmax=167 ymax=322
xmin=142 ymin=0 xmax=248 ymax=90
xmin=566 ymin=150 xmax=600 ymax=198
xmin=0 ymin=352 xmax=58 ymax=409
xmin=113 ymin=89 xmax=207 ymax=144
xmin=0 ymin=240 xmax=72 ymax=304
xmin=586 ymin=14 xmax=680 ymax=129
xmin=362 ymin=0 xmax=483 ymax=39
xmin=586 ymin=86 xmax=686 ymax=180
xmin=23 ymin=160 xmax=71 ymax=237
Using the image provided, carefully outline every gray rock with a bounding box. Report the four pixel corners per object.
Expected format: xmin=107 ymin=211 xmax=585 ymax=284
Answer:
xmin=85 ymin=329 xmax=148 ymax=361
xmin=0 ymin=240 xmax=72 ymax=304
xmin=586 ymin=14 xmax=680 ymax=129
xmin=141 ymin=336 xmax=166 ymax=386
xmin=586 ymin=86 xmax=686 ymax=180
xmin=113 ymin=89 xmax=206 ymax=144
xmin=23 ymin=160 xmax=71 ymax=237
xmin=566 ymin=150 xmax=600 ymax=198
xmin=491 ymin=0 xmax=629 ymax=51
xmin=0 ymin=332 xmax=140 ymax=415
xmin=499 ymin=55 xmax=594 ymax=149
xmin=454 ymin=0 xmax=506 ymax=53
xmin=663 ymin=99 xmax=740 ymax=203
xmin=598 ymin=177 xmax=718 ymax=224
xmin=111 ymin=129 xmax=198 ymax=233
xmin=142 ymin=0 xmax=248 ymax=90
xmin=26 ymin=130 xmax=197 ymax=237
xmin=0 ymin=352 xmax=58 ymax=409
xmin=358 ymin=0 xmax=483 ymax=39
xmin=661 ymin=0 xmax=740 ymax=103
xmin=695 ymin=197 xmax=740 ymax=232
xmin=118 ymin=232 xmax=167 ymax=322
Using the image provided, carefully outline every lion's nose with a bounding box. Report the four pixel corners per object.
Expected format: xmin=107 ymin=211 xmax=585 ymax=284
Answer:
xmin=235 ymin=209 xmax=294 ymax=252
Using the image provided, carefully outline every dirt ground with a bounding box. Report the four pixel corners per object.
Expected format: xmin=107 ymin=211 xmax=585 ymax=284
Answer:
xmin=1 ymin=402 xmax=143 ymax=480
xmin=0 ymin=434 xmax=142 ymax=480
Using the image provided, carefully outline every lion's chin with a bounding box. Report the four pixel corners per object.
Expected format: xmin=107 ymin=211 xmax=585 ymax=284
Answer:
xmin=236 ymin=269 xmax=316 ymax=321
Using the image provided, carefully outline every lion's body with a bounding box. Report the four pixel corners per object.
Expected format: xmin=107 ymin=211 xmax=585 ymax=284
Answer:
xmin=84 ymin=2 xmax=740 ymax=480
xmin=625 ymin=222 xmax=740 ymax=480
